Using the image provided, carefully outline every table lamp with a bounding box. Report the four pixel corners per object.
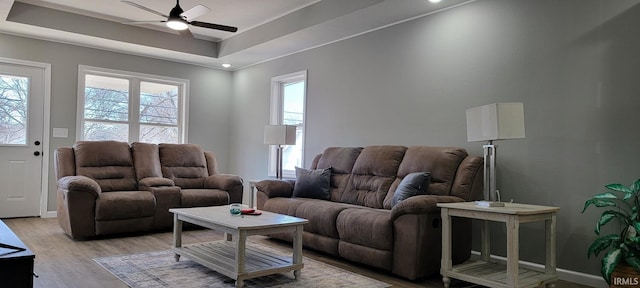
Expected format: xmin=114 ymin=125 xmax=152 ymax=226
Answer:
xmin=466 ymin=103 xmax=525 ymax=205
xmin=264 ymin=125 xmax=297 ymax=179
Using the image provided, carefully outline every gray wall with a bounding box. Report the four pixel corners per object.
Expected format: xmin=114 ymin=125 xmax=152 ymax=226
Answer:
xmin=0 ymin=33 xmax=233 ymax=212
xmin=230 ymin=0 xmax=640 ymax=277
xmin=2 ymin=0 xmax=639 ymax=279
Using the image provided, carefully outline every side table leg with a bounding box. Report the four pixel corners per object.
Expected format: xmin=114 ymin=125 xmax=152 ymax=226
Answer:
xmin=235 ymin=279 xmax=244 ymax=288
xmin=506 ymin=215 xmax=520 ymax=286
xmin=443 ymin=276 xmax=451 ymax=288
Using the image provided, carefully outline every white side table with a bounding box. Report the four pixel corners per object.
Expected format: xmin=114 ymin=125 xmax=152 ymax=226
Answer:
xmin=248 ymin=180 xmax=259 ymax=209
xmin=437 ymin=202 xmax=560 ymax=288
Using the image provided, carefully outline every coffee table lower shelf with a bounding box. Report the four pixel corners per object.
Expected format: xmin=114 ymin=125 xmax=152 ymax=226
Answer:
xmin=172 ymin=240 xmax=303 ymax=282
xmin=443 ymin=260 xmax=557 ymax=288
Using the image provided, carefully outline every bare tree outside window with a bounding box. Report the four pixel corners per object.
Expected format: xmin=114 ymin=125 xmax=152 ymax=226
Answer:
xmin=139 ymin=81 xmax=179 ymax=143
xmin=83 ymin=75 xmax=129 ymax=141
xmin=0 ymin=75 xmax=28 ymax=144
xmin=81 ymin=71 xmax=183 ymax=143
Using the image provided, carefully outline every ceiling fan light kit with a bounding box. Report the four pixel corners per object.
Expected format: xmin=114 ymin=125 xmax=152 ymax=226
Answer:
xmin=167 ymin=19 xmax=188 ymax=30
xmin=122 ymin=0 xmax=238 ymax=35
xmin=166 ymin=1 xmax=188 ymax=30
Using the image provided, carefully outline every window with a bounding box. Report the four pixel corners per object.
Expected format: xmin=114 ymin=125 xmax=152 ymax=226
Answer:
xmin=269 ymin=70 xmax=306 ymax=178
xmin=77 ymin=65 xmax=188 ymax=143
xmin=0 ymin=74 xmax=28 ymax=145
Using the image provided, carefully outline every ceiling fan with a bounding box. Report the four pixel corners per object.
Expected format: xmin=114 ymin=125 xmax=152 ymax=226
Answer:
xmin=121 ymin=0 xmax=238 ymax=37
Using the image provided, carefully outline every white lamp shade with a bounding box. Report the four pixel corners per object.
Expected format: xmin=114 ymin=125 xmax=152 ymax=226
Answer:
xmin=466 ymin=102 xmax=525 ymax=142
xmin=264 ymin=125 xmax=297 ymax=145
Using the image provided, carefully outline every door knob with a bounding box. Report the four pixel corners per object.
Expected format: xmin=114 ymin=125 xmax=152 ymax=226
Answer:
xmin=34 ymin=141 xmax=41 ymax=146
xmin=34 ymin=151 xmax=41 ymax=156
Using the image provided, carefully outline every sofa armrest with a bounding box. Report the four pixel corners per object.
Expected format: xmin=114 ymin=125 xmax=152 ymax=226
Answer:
xmin=138 ymin=177 xmax=175 ymax=190
xmin=390 ymin=195 xmax=465 ymax=221
xmin=204 ymin=174 xmax=243 ymax=190
xmin=255 ymin=179 xmax=295 ymax=198
xmin=56 ymin=175 xmax=101 ymax=239
xmin=57 ymin=175 xmax=101 ymax=197
xmin=204 ymin=174 xmax=244 ymax=204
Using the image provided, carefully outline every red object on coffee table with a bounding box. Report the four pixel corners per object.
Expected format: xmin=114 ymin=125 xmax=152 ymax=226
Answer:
xmin=241 ymin=209 xmax=262 ymax=215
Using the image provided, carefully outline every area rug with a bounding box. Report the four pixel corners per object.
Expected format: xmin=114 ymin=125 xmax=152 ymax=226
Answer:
xmin=94 ymin=242 xmax=390 ymax=288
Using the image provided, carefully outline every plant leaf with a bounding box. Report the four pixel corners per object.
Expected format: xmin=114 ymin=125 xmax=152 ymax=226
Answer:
xmin=583 ymin=199 xmax=618 ymax=213
xmin=633 ymin=179 xmax=640 ymax=193
xmin=625 ymin=255 xmax=640 ymax=270
xmin=602 ymin=248 xmax=622 ymax=285
xmin=634 ymin=222 xmax=640 ymax=235
xmin=596 ymin=211 xmax=624 ymax=235
xmin=594 ymin=192 xmax=619 ymax=199
xmin=607 ymin=183 xmax=632 ymax=193
xmin=588 ymin=234 xmax=620 ymax=258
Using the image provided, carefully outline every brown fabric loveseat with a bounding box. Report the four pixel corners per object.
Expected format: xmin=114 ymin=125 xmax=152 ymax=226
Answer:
xmin=54 ymin=141 xmax=243 ymax=239
xmin=255 ymin=145 xmax=483 ymax=280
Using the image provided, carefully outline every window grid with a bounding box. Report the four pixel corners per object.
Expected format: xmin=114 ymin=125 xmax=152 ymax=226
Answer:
xmin=77 ymin=66 xmax=188 ymax=144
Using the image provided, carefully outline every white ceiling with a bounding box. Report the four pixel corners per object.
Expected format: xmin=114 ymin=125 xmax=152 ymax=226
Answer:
xmin=0 ymin=0 xmax=474 ymax=70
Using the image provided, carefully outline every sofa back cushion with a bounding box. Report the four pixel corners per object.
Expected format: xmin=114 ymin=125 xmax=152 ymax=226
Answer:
xmin=159 ymin=143 xmax=209 ymax=189
xmin=131 ymin=142 xmax=163 ymax=180
xmin=383 ymin=146 xmax=467 ymax=208
xmin=341 ymin=146 xmax=407 ymax=208
xmin=73 ymin=141 xmax=137 ymax=192
xmin=313 ymin=147 xmax=363 ymax=202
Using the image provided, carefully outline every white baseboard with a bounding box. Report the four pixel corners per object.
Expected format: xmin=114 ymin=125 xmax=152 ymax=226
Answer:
xmin=470 ymin=251 xmax=606 ymax=288
xmin=43 ymin=210 xmax=57 ymax=218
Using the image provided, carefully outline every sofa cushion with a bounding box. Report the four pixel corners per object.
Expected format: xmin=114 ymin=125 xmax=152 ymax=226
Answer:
xmin=392 ymin=172 xmax=431 ymax=207
xmin=396 ymin=146 xmax=466 ymax=196
xmin=336 ymin=208 xmax=393 ymax=251
xmin=95 ymin=191 xmax=155 ymax=220
xmin=263 ymin=197 xmax=308 ymax=216
xmin=131 ymin=142 xmax=163 ymax=180
xmin=341 ymin=146 xmax=407 ymax=208
xmin=181 ymin=189 xmax=229 ymax=207
xmin=73 ymin=141 xmax=138 ymax=192
xmin=159 ymin=144 xmax=209 ymax=189
xmin=294 ymin=200 xmax=358 ymax=239
xmin=314 ymin=147 xmax=363 ymax=201
xmin=293 ymin=167 xmax=331 ymax=200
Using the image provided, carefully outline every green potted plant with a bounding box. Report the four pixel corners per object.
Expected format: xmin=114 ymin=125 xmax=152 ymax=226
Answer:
xmin=582 ymin=179 xmax=640 ymax=285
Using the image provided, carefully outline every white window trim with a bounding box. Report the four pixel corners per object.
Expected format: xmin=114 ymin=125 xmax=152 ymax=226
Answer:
xmin=77 ymin=65 xmax=189 ymax=143
xmin=268 ymin=70 xmax=307 ymax=179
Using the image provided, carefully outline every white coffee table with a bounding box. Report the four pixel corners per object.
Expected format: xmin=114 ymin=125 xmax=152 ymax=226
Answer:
xmin=169 ymin=206 xmax=309 ymax=288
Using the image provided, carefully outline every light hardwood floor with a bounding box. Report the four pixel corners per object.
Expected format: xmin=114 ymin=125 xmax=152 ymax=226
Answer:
xmin=4 ymin=217 xmax=589 ymax=288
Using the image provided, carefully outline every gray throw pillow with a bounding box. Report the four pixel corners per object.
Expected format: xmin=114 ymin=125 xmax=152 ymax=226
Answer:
xmin=292 ymin=167 xmax=332 ymax=200
xmin=392 ymin=172 xmax=431 ymax=207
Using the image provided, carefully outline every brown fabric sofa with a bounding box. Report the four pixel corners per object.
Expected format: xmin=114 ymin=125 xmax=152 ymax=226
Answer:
xmin=54 ymin=141 xmax=243 ymax=239
xmin=255 ymin=145 xmax=483 ymax=280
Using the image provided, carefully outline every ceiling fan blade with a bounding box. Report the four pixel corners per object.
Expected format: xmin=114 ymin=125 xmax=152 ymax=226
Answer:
xmin=179 ymin=28 xmax=194 ymax=38
xmin=122 ymin=20 xmax=165 ymax=24
xmin=121 ymin=1 xmax=168 ymax=18
xmin=189 ymin=21 xmax=238 ymax=33
xmin=181 ymin=4 xmax=210 ymax=21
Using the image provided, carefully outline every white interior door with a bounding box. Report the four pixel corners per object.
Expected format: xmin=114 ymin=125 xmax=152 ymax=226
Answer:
xmin=0 ymin=61 xmax=45 ymax=218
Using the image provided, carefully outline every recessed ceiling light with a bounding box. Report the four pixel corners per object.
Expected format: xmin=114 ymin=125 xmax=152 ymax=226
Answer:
xmin=429 ymin=0 xmax=442 ymax=3
xmin=222 ymin=63 xmax=231 ymax=68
